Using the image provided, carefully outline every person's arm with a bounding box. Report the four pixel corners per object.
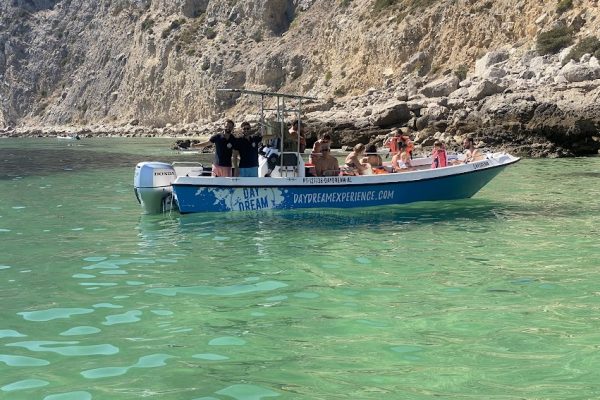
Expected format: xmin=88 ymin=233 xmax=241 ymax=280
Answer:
xmin=464 ymin=150 xmax=473 ymax=163
xmin=354 ymin=155 xmax=368 ymax=173
xmin=192 ymin=140 xmax=212 ymax=148
xmin=232 ymin=150 xmax=239 ymax=168
xmin=391 ymin=154 xmax=399 ymax=172
xmin=401 ymin=152 xmax=411 ymax=168
xmin=312 ymin=141 xmax=322 ymax=154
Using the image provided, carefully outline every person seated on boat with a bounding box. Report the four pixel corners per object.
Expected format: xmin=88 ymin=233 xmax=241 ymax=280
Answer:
xmin=319 ymin=148 xmax=340 ymax=176
xmin=384 ymin=129 xmax=414 ymax=159
xmin=234 ymin=121 xmax=263 ymax=177
xmin=344 ymin=143 xmax=373 ymax=175
xmin=431 ymin=141 xmax=448 ymax=169
xmin=289 ymin=119 xmax=307 ymax=153
xmin=309 ymin=133 xmax=338 ymax=176
xmin=193 ymin=119 xmax=236 ymax=177
xmin=391 ymin=141 xmax=412 ymax=172
xmin=308 ymin=133 xmax=329 ymax=165
xmin=463 ymin=137 xmax=484 ymax=163
xmin=362 ymin=144 xmax=383 ymax=168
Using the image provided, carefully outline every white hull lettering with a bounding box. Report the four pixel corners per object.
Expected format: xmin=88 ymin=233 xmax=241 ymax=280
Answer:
xmin=238 ymin=196 xmax=270 ymax=211
xmin=472 ymin=160 xmax=490 ymax=170
xmin=293 ymin=190 xmax=394 ymax=204
xmin=302 ymin=177 xmax=352 ymax=184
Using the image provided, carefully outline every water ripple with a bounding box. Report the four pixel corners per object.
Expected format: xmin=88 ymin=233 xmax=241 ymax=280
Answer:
xmin=0 ymin=354 xmax=50 ymax=366
xmin=81 ymin=353 xmax=174 ymax=379
xmin=192 ymin=353 xmax=229 ymax=361
xmin=1 ymin=379 xmax=49 ymax=392
xmin=18 ymin=308 xmax=94 ymax=322
xmin=102 ymin=310 xmax=142 ymax=325
xmin=60 ymin=326 xmax=101 ymax=336
xmin=43 ymin=391 xmax=92 ymax=400
xmin=6 ymin=341 xmax=118 ymax=356
xmin=146 ymin=280 xmax=288 ymax=297
xmin=215 ymin=384 xmax=280 ymax=400
xmin=0 ymin=329 xmax=26 ymax=338
xmin=209 ymin=337 xmax=246 ymax=346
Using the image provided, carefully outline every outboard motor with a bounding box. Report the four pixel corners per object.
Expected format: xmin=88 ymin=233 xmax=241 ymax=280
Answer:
xmin=134 ymin=162 xmax=177 ymax=214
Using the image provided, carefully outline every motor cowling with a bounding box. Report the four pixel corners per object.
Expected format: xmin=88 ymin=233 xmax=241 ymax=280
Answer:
xmin=134 ymin=162 xmax=177 ymax=214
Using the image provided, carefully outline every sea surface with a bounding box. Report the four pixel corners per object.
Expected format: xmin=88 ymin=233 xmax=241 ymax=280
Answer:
xmin=1 ymin=138 xmax=600 ymax=400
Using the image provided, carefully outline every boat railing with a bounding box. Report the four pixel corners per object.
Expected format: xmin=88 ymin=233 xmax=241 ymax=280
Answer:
xmin=172 ymin=161 xmax=209 ymax=177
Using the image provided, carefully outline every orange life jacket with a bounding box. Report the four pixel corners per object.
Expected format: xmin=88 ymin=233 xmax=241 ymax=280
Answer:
xmin=431 ymin=148 xmax=447 ymax=169
xmin=387 ymin=136 xmax=414 ymax=154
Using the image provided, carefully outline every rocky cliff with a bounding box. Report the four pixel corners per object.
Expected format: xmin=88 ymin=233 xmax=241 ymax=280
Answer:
xmin=1 ymin=0 xmax=600 ymax=156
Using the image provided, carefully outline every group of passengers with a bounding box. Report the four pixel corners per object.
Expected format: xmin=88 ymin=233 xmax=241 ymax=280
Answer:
xmin=193 ymin=119 xmax=261 ymax=177
xmin=196 ymin=119 xmax=484 ymax=178
xmin=337 ymin=133 xmax=415 ymax=176
xmin=193 ymin=119 xmax=307 ymax=178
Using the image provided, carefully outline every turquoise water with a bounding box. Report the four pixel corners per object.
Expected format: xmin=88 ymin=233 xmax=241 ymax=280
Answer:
xmin=1 ymin=139 xmax=600 ymax=399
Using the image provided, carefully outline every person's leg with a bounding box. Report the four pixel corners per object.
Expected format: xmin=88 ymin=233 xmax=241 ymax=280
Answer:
xmin=211 ymin=165 xmax=232 ymax=177
xmin=238 ymin=167 xmax=258 ymax=177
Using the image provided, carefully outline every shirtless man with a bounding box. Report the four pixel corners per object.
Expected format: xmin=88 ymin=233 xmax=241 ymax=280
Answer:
xmin=310 ymin=133 xmax=338 ymax=176
xmin=463 ymin=137 xmax=483 ymax=163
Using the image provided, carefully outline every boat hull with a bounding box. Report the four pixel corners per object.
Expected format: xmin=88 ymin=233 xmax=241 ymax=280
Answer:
xmin=172 ymin=157 xmax=516 ymax=213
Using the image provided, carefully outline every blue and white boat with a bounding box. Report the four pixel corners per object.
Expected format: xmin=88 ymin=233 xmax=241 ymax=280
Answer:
xmin=133 ymin=89 xmax=520 ymax=214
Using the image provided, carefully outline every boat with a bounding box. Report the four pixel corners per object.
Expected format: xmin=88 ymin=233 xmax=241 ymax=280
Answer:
xmin=57 ymin=134 xmax=81 ymax=140
xmin=133 ymin=89 xmax=520 ymax=214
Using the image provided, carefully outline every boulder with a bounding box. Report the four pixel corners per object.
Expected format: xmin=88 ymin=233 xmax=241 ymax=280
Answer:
xmin=449 ymin=87 xmax=469 ymax=99
xmin=560 ymin=60 xmax=600 ymax=82
xmin=447 ymin=98 xmax=466 ymax=109
xmin=394 ymin=90 xmax=408 ymax=101
xmin=406 ymin=77 xmax=423 ymax=97
xmin=475 ymin=50 xmax=509 ymax=77
xmin=519 ymin=70 xmax=536 ymax=80
xmin=467 ymin=80 xmax=505 ymax=101
xmin=421 ymin=104 xmax=449 ymax=120
xmin=419 ymin=75 xmax=459 ymax=98
xmin=370 ymin=101 xmax=412 ymax=127
xmin=415 ymin=115 xmax=429 ymax=130
xmin=481 ymin=66 xmax=507 ymax=81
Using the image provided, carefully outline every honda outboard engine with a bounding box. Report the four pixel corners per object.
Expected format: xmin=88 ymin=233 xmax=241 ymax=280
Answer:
xmin=134 ymin=162 xmax=177 ymax=214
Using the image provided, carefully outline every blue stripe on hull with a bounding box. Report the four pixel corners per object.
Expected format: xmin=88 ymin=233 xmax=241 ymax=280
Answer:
xmin=173 ymin=166 xmax=506 ymax=213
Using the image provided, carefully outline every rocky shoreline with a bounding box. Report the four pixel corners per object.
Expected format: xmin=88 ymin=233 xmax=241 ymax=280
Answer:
xmin=2 ymin=49 xmax=600 ymax=159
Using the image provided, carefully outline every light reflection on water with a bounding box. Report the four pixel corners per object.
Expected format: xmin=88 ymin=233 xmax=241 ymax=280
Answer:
xmin=1 ymin=141 xmax=600 ymax=399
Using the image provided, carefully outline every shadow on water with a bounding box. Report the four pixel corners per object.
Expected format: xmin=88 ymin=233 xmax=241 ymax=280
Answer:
xmin=0 ymin=148 xmax=199 ymax=179
xmin=136 ymin=198 xmax=516 ymax=241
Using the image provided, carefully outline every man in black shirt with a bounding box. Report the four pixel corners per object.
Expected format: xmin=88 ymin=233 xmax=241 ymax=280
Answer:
xmin=194 ymin=120 xmax=236 ymax=177
xmin=234 ymin=121 xmax=262 ymax=177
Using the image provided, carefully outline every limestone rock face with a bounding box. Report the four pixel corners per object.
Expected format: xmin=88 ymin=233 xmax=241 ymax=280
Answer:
xmin=0 ymin=0 xmax=599 ymax=155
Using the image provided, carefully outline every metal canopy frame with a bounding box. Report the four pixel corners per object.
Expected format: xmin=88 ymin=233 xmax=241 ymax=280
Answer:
xmin=217 ymin=88 xmax=317 ymax=173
